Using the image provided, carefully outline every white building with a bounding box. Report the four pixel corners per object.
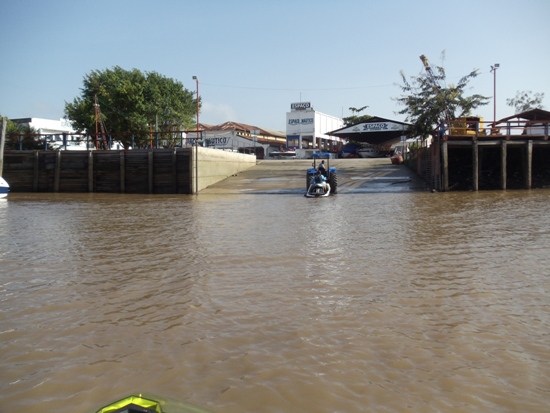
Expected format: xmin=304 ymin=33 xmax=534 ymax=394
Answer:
xmin=11 ymin=117 xmax=76 ymax=136
xmin=285 ymin=102 xmax=344 ymax=158
xmin=10 ymin=117 xmax=88 ymax=149
xmin=10 ymin=117 xmax=121 ymax=150
xmin=192 ymin=121 xmax=287 ymax=159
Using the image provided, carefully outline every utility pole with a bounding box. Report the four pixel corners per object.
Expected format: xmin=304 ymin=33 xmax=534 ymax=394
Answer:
xmin=192 ymin=76 xmax=200 ymax=194
xmin=490 ymin=64 xmax=500 ymax=123
xmin=192 ymin=76 xmax=200 ymax=141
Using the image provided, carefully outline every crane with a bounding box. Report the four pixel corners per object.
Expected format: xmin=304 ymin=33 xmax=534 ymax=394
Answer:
xmin=419 ymin=54 xmax=440 ymax=90
xmin=94 ymin=95 xmax=110 ymax=150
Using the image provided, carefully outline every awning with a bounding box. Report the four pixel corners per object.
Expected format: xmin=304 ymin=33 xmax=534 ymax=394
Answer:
xmin=327 ymin=116 xmax=410 ymax=145
xmin=496 ymin=108 xmax=550 ymax=124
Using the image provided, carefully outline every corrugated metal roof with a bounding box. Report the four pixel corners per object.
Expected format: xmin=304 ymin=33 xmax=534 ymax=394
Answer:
xmin=496 ymin=108 xmax=550 ymax=123
xmin=198 ymin=121 xmax=286 ymax=138
xmin=326 ymin=116 xmax=410 ymax=145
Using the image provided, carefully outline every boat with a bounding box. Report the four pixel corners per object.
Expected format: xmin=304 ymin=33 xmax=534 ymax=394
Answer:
xmin=305 ymin=176 xmax=331 ymax=197
xmin=357 ymin=146 xmax=379 ymax=158
xmin=0 ymin=177 xmax=9 ymax=198
xmin=95 ymin=395 xmax=161 ymax=413
xmin=94 ymin=394 xmax=214 ymax=413
xmin=305 ymin=152 xmax=337 ymax=197
xmin=390 ymin=153 xmax=403 ymax=164
xmin=338 ymin=143 xmax=360 ymax=158
xmin=49 ymin=139 xmax=94 ymax=151
xmin=268 ymin=150 xmax=297 ymax=159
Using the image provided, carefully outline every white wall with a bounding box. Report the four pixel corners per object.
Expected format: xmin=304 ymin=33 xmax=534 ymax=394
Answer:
xmin=26 ymin=118 xmax=75 ymax=135
xmin=190 ymin=146 xmax=257 ymax=193
xmin=285 ymin=103 xmax=343 ymax=150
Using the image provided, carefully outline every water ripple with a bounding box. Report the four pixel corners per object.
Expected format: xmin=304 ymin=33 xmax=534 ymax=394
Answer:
xmin=1 ymin=191 xmax=549 ymax=412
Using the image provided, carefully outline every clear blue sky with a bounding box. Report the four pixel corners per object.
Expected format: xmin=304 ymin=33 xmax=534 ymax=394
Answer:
xmin=1 ymin=0 xmax=549 ymax=132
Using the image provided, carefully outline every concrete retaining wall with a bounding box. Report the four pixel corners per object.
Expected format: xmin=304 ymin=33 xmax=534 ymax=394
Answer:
xmin=2 ymin=147 xmax=256 ymax=194
xmin=191 ymin=147 xmax=256 ymax=193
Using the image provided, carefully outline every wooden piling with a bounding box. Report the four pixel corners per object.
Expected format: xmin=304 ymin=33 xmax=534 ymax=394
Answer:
xmin=88 ymin=151 xmax=94 ymax=192
xmin=54 ymin=150 xmax=61 ymax=192
xmin=33 ymin=151 xmax=39 ymax=191
xmin=172 ymin=149 xmax=177 ymax=193
xmin=500 ymin=140 xmax=507 ymax=190
xmin=441 ymin=140 xmax=449 ymax=192
xmin=148 ymin=150 xmax=153 ymax=194
xmin=525 ymin=140 xmax=532 ymax=189
xmin=472 ymin=141 xmax=479 ymax=191
xmin=119 ymin=151 xmax=125 ymax=193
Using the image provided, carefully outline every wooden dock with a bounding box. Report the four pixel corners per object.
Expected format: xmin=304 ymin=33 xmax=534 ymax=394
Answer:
xmin=407 ymin=115 xmax=550 ymax=191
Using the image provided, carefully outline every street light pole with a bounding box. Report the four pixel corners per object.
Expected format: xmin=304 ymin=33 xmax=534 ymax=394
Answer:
xmin=192 ymin=76 xmax=199 ymax=140
xmin=490 ymin=64 xmax=500 ymax=123
xmin=192 ymin=76 xmax=199 ymax=194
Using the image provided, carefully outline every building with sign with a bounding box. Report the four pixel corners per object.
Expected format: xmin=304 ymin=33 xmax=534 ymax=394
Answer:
xmin=327 ymin=116 xmax=411 ymax=155
xmin=10 ymin=117 xmax=100 ymax=149
xmin=194 ymin=121 xmax=287 ymax=159
xmin=11 ymin=117 xmax=78 ymax=135
xmin=285 ymin=102 xmax=344 ymax=158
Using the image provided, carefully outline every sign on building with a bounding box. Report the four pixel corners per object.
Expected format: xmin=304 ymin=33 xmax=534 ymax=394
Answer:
xmin=290 ymin=102 xmax=311 ymax=111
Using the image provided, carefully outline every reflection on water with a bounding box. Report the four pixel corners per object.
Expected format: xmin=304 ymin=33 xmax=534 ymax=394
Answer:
xmin=1 ymin=191 xmax=549 ymax=413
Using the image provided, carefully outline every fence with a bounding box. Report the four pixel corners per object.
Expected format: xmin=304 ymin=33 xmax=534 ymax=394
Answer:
xmin=3 ymin=130 xmax=194 ymax=151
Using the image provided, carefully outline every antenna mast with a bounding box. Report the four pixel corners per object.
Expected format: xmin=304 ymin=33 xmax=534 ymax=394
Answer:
xmin=94 ymin=95 xmax=109 ymax=150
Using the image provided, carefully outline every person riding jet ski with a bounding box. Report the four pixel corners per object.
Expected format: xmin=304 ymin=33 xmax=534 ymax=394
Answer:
xmin=318 ymin=160 xmax=326 ymax=177
xmin=314 ymin=170 xmax=328 ymax=190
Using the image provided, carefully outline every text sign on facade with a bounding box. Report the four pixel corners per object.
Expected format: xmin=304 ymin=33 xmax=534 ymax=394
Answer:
xmin=362 ymin=123 xmax=391 ymax=131
xmin=346 ymin=122 xmax=404 ymax=133
xmin=208 ymin=137 xmax=229 ymax=145
xmin=291 ymin=102 xmax=311 ymax=110
xmin=288 ymin=118 xmax=314 ymax=125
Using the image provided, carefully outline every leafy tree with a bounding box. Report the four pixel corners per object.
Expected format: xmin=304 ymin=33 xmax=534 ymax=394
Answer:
xmin=506 ymin=90 xmax=545 ymax=113
xmin=343 ymin=106 xmax=371 ymax=126
xmin=65 ymin=66 xmax=197 ymax=148
xmin=341 ymin=106 xmax=373 ymax=147
xmin=1 ymin=116 xmax=18 ymax=135
xmin=395 ymin=54 xmax=490 ymax=139
xmin=0 ymin=115 xmax=43 ymax=150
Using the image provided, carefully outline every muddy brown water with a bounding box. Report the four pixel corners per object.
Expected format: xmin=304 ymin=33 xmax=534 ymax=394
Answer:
xmin=1 ymin=159 xmax=549 ymax=412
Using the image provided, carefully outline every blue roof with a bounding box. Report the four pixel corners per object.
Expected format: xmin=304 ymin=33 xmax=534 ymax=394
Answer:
xmin=312 ymin=152 xmax=331 ymax=158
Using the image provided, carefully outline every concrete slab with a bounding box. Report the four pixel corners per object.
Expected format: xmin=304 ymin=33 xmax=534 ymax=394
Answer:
xmin=199 ymin=158 xmax=429 ymax=195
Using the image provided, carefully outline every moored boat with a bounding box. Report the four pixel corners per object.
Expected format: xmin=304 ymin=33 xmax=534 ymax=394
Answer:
xmin=357 ymin=146 xmax=379 ymax=158
xmin=390 ymin=153 xmax=403 ymax=164
xmin=390 ymin=149 xmax=403 ymax=165
xmin=0 ymin=177 xmax=9 ymax=198
xmin=268 ymin=150 xmax=297 ymax=159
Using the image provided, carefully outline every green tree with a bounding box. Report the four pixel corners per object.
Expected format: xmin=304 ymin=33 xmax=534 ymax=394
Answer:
xmin=65 ymin=66 xmax=197 ymax=148
xmin=395 ymin=54 xmax=490 ymax=139
xmin=343 ymin=106 xmax=371 ymax=126
xmin=0 ymin=115 xmax=42 ymax=150
xmin=506 ymin=90 xmax=545 ymax=113
xmin=0 ymin=116 xmax=18 ymax=135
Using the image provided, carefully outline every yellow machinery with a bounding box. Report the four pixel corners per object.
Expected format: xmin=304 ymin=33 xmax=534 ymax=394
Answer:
xmin=449 ymin=117 xmax=484 ymax=136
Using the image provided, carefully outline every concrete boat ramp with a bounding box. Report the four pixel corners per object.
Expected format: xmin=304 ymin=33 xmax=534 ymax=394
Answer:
xmin=199 ymin=158 xmax=429 ymax=195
